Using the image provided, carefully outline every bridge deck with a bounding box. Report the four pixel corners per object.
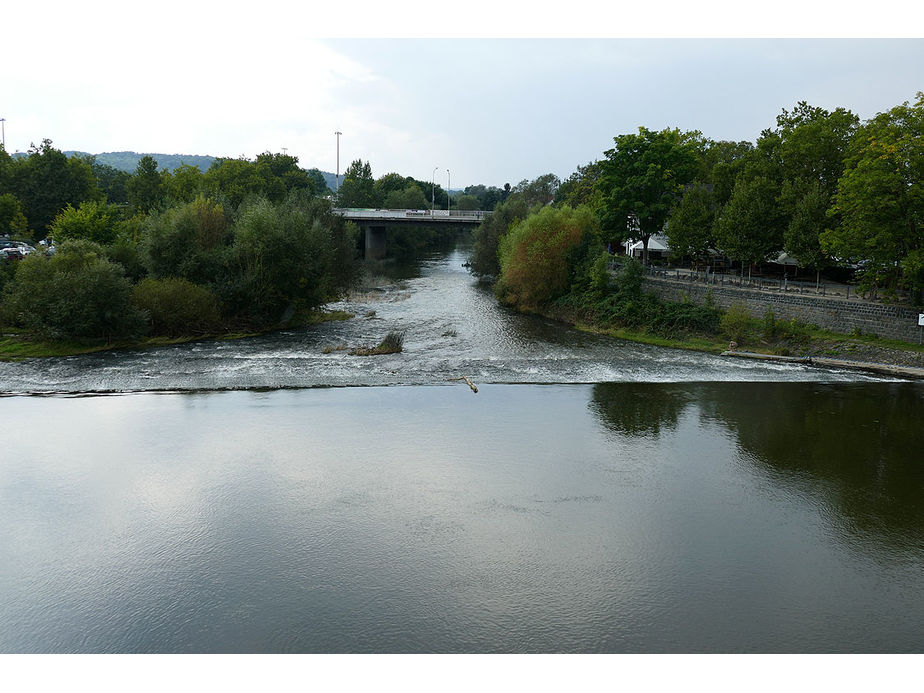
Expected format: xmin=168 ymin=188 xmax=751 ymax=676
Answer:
xmin=333 ymin=208 xmax=487 ymax=223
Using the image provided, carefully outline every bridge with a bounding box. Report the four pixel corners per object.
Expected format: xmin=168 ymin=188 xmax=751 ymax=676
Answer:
xmin=333 ymin=208 xmax=489 ymax=259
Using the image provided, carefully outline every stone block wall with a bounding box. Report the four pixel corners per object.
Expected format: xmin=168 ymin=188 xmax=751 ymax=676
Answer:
xmin=643 ymin=276 xmax=923 ymax=343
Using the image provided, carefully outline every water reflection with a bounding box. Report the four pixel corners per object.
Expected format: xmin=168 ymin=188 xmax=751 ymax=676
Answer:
xmin=590 ymin=382 xmax=691 ymax=438
xmin=697 ymin=382 xmax=924 ymax=547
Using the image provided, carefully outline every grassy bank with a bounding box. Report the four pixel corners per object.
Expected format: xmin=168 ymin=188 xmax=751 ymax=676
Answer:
xmin=540 ymin=298 xmax=924 ymax=369
xmin=0 ymin=309 xmax=353 ymax=361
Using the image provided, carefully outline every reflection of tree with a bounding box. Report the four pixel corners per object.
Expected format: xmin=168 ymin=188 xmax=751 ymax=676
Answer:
xmin=590 ymin=383 xmax=691 ymax=438
xmin=701 ymin=382 xmax=924 ymax=544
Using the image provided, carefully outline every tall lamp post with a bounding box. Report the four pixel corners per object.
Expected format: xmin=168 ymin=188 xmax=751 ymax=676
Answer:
xmin=334 ymin=131 xmax=342 ymax=193
xmin=431 ymin=166 xmax=439 ymax=216
xmin=446 ymin=169 xmax=451 ymax=213
xmin=0 ymin=118 xmax=5 ymax=151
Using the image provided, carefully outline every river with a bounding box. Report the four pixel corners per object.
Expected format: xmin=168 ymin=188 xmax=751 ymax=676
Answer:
xmin=1 ymin=244 xmax=922 ymax=653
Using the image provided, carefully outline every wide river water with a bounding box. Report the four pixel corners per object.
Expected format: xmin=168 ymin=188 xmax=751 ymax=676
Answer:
xmin=1 ymin=244 xmax=922 ymax=653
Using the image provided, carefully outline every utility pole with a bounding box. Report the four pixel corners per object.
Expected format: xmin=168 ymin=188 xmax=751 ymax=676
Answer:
xmin=334 ymin=131 xmax=342 ymax=193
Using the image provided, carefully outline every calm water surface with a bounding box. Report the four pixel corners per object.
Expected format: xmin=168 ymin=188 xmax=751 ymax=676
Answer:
xmin=1 ymin=246 xmax=921 ymax=652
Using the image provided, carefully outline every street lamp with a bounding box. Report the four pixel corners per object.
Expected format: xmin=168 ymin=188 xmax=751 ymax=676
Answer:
xmin=0 ymin=118 xmax=5 ymax=151
xmin=431 ymin=166 xmax=439 ymax=215
xmin=334 ymin=131 xmax=342 ymax=193
xmin=446 ymin=169 xmax=451 ymax=213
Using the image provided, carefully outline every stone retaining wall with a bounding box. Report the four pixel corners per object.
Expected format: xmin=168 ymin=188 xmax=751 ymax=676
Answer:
xmin=643 ymin=276 xmax=922 ymax=343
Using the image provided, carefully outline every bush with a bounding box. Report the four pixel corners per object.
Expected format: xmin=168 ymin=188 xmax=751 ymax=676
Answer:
xmin=1 ymin=240 xmax=147 ymax=343
xmin=498 ymin=205 xmax=601 ymax=309
xmin=132 ymin=277 xmax=222 ymax=336
xmin=721 ymin=303 xmax=754 ymax=344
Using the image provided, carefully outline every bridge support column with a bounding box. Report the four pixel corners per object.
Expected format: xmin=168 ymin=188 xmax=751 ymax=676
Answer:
xmin=364 ymin=225 xmax=387 ymax=260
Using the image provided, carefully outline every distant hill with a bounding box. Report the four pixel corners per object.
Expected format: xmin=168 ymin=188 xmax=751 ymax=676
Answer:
xmin=64 ymin=151 xmax=217 ymax=173
xmin=60 ymin=150 xmax=339 ymax=190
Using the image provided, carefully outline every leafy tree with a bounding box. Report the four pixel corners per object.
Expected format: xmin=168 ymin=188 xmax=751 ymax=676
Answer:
xmin=132 ymin=277 xmax=222 ymax=336
xmin=665 ymin=183 xmax=716 ymax=265
xmin=89 ymin=159 xmax=131 ymax=205
xmin=5 ymin=139 xmax=100 ymax=238
xmin=126 ymin=155 xmax=167 ymax=212
xmin=373 ymin=172 xmax=409 ymax=205
xmin=336 ymin=159 xmax=375 ymax=208
xmin=454 ymin=194 xmax=480 ymax=211
xmin=696 ymin=140 xmax=754 ymax=206
xmin=383 ymin=184 xmax=428 ymax=210
xmin=775 ymin=102 xmax=859 ymax=205
xmin=823 ymin=93 xmax=924 ymax=294
xmin=596 ymin=127 xmax=701 ymax=264
xmin=141 ymin=196 xmax=232 ymax=284
xmin=1 ymin=239 xmax=146 ymax=342
xmin=510 ymin=173 xmax=560 ymax=207
xmin=463 ymin=184 xmax=505 ymax=211
xmin=714 ymin=175 xmax=785 ymax=274
xmin=469 ymin=197 xmax=529 ymax=277
xmin=164 ymin=164 xmax=205 ymax=203
xmin=254 ymin=152 xmax=315 ymax=199
xmin=306 ymin=168 xmax=330 ymax=196
xmin=228 ymin=198 xmax=333 ymax=325
xmin=496 ymin=205 xmax=600 ymax=309
xmin=784 ymin=180 xmax=831 ymax=285
xmin=556 ymin=161 xmax=603 ymax=208
xmin=203 ymin=157 xmax=267 ymax=208
xmin=0 ymin=193 xmax=28 ymax=237
xmin=49 ymin=200 xmax=121 ymax=245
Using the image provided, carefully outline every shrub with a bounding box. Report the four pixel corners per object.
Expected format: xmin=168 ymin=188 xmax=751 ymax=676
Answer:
xmin=498 ymin=205 xmax=601 ymax=309
xmin=1 ymin=240 xmax=147 ymax=343
xmin=132 ymin=277 xmax=222 ymax=336
xmin=721 ymin=303 xmax=754 ymax=344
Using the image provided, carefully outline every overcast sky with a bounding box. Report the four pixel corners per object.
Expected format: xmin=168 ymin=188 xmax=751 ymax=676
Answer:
xmin=5 ymin=2 xmax=922 ymax=188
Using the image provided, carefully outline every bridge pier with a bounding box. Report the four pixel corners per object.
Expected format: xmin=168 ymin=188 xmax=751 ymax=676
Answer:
xmin=364 ymin=225 xmax=387 ymax=260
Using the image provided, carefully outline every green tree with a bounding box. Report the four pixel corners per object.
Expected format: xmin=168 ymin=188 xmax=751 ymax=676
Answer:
xmin=132 ymin=277 xmax=222 ymax=336
xmin=496 ymin=205 xmax=601 ymax=309
xmin=306 ymin=168 xmax=330 ymax=196
xmin=665 ymin=183 xmax=716 ymax=266
xmin=383 ymin=184 xmax=428 ymax=209
xmin=597 ymin=127 xmax=701 ymax=264
xmin=455 ymin=194 xmax=480 ymax=211
xmin=49 ymin=200 xmax=121 ymax=246
xmin=336 ymin=159 xmax=375 ymax=208
xmin=164 ymin=164 xmax=205 ymax=203
xmin=5 ymin=139 xmax=100 ymax=238
xmin=126 ymin=155 xmax=167 ymax=212
xmin=1 ymin=239 xmax=146 ymax=342
xmin=90 ymin=159 xmax=131 ymax=205
xmin=784 ymin=180 xmax=831 ymax=285
xmin=822 ymin=93 xmax=924 ymax=295
xmin=510 ymin=173 xmax=561 ymax=208
xmin=141 ymin=196 xmax=232 ymax=284
xmin=469 ymin=197 xmax=529 ymax=277
xmin=714 ymin=175 xmax=785 ymax=274
xmin=0 ymin=193 xmax=29 ymax=237
xmin=556 ymin=161 xmax=603 ymax=208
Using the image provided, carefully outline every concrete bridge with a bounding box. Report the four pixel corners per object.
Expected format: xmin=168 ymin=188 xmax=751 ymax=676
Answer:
xmin=333 ymin=208 xmax=489 ymax=259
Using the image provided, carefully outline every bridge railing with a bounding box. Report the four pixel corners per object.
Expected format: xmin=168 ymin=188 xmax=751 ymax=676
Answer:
xmin=333 ymin=208 xmax=489 ymax=221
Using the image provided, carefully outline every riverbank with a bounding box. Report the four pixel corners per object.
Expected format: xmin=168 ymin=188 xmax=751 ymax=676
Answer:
xmin=539 ymin=302 xmax=924 ymax=379
xmin=0 ymin=310 xmax=353 ymax=361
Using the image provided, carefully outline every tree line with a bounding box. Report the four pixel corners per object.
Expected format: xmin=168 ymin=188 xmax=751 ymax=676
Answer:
xmin=0 ymin=143 xmax=357 ymax=343
xmin=474 ymin=92 xmax=923 ymax=307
